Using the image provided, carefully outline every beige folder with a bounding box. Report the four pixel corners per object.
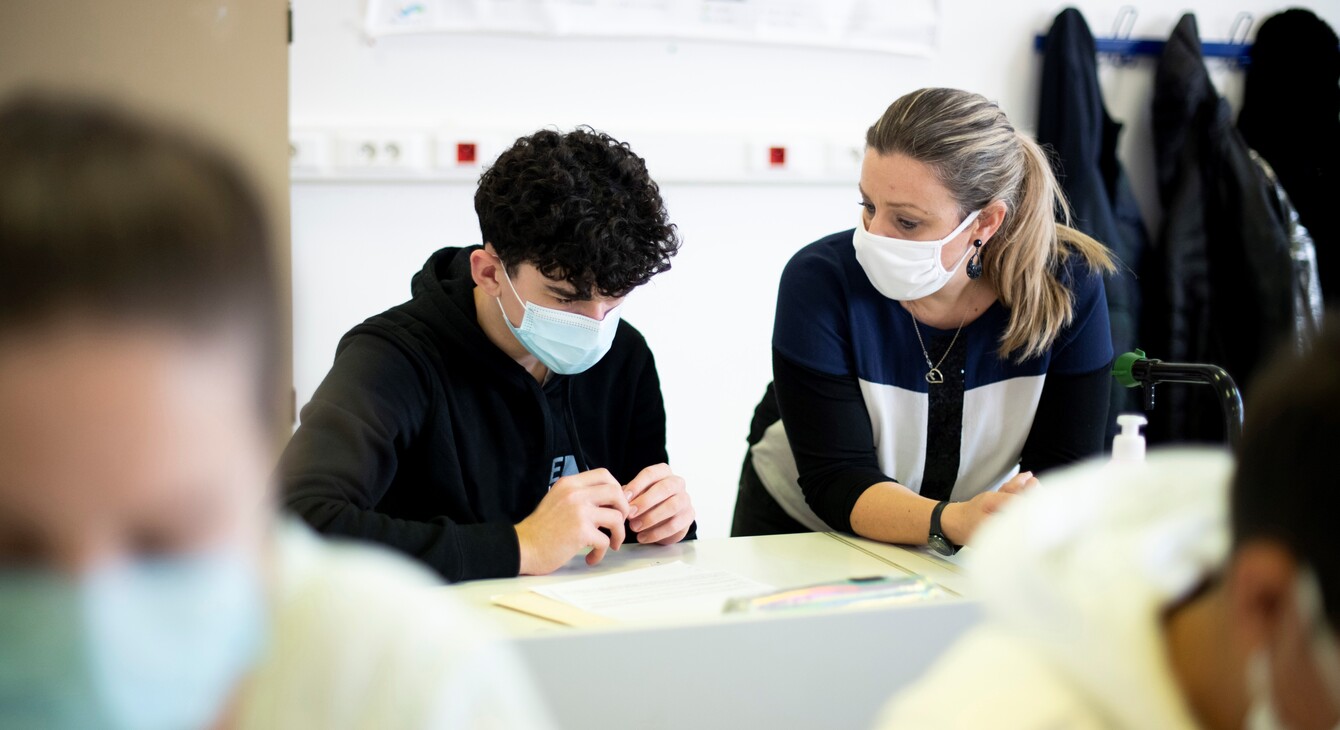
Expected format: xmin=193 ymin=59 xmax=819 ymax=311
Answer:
xmin=490 ymin=591 xmax=620 ymax=628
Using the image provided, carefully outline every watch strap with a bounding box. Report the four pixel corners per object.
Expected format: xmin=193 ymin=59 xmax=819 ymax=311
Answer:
xmin=929 ymin=500 xmax=958 ymax=554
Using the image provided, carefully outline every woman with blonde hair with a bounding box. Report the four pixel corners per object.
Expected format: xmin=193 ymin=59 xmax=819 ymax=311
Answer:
xmin=732 ymin=88 xmax=1116 ymax=553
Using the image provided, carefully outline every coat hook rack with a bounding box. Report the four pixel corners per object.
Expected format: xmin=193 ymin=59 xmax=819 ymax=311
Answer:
xmin=1031 ymin=9 xmax=1336 ymax=69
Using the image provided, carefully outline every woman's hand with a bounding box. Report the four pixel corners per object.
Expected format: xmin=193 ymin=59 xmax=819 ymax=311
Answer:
xmin=999 ymin=470 xmax=1040 ymax=495
xmin=941 ymin=471 xmax=1037 ymax=545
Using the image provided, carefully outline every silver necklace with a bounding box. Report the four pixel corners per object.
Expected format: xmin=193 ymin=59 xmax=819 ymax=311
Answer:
xmin=909 ymin=309 xmax=968 ymax=385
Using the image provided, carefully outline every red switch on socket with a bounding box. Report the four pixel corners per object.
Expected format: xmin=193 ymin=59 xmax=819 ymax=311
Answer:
xmin=768 ymin=146 xmax=787 ymax=167
xmin=456 ymin=142 xmax=477 ymax=164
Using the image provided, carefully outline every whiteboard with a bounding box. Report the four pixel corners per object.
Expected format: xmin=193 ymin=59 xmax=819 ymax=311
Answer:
xmin=364 ymin=0 xmax=940 ymax=56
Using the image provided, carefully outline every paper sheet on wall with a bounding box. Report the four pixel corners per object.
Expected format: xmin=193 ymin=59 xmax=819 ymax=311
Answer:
xmin=529 ymin=561 xmax=774 ymax=623
xmin=365 ymin=0 xmax=940 ymax=56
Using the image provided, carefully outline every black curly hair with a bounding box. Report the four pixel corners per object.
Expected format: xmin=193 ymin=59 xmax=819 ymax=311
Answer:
xmin=474 ymin=127 xmax=680 ymax=299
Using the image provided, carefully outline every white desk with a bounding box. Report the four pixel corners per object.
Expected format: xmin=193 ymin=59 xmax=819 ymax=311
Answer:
xmin=830 ymin=533 xmax=974 ymax=597
xmin=446 ymin=533 xmax=981 ymax=729
xmin=449 ymin=532 xmax=954 ymax=634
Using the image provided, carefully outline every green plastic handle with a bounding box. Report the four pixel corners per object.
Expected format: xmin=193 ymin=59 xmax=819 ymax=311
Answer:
xmin=1112 ymin=349 xmax=1147 ymax=389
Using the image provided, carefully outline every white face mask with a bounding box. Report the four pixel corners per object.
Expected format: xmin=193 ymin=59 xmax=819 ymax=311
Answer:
xmin=1244 ymin=570 xmax=1340 ymax=730
xmin=852 ymin=209 xmax=981 ymax=301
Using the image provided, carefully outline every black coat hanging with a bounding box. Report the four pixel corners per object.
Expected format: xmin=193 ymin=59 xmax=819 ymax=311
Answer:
xmin=1037 ymin=7 xmax=1151 ymax=438
xmin=1239 ymin=8 xmax=1340 ymax=306
xmin=1147 ymin=13 xmax=1296 ymax=443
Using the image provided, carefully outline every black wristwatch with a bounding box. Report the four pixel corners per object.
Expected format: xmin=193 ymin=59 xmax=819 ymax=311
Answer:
xmin=928 ymin=500 xmax=959 ymax=556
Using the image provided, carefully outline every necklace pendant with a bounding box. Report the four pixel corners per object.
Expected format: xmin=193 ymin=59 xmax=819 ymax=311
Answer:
xmin=925 ymin=368 xmax=945 ymax=385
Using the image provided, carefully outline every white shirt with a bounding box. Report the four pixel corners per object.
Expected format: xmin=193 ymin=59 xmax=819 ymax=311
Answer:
xmin=878 ymin=449 xmax=1233 ymax=729
xmin=235 ymin=522 xmax=553 ymax=730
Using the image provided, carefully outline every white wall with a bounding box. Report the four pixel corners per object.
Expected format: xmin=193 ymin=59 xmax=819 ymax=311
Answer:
xmin=290 ymin=0 xmax=1340 ymax=537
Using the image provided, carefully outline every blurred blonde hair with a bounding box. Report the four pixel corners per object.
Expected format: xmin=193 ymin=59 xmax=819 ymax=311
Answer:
xmin=866 ymin=87 xmax=1115 ymax=361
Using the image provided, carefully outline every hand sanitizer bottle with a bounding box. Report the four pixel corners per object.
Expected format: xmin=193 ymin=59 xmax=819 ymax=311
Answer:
xmin=1111 ymin=414 xmax=1148 ymax=464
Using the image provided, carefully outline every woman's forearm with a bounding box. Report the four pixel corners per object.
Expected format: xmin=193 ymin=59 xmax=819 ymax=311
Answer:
xmin=849 ymin=481 xmax=938 ymax=545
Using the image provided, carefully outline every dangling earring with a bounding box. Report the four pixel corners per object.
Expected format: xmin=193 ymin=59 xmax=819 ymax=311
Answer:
xmin=966 ymin=239 xmax=985 ymax=280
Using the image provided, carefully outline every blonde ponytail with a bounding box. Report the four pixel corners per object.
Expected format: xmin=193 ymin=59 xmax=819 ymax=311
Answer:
xmin=866 ymin=89 xmax=1115 ymax=360
xmin=989 ymin=133 xmax=1114 ymax=359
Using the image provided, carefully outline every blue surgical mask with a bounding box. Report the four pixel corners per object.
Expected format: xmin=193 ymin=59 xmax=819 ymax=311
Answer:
xmin=0 ymin=547 xmax=267 ymax=730
xmin=495 ymin=259 xmax=622 ymax=375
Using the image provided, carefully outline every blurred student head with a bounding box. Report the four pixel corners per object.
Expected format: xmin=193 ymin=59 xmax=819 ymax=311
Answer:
xmin=0 ymin=94 xmax=279 ymax=729
xmin=1230 ymin=319 xmax=1340 ymax=730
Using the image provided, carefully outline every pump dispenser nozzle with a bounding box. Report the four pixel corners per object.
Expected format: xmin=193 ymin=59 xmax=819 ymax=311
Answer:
xmin=1112 ymin=413 xmax=1148 ymax=464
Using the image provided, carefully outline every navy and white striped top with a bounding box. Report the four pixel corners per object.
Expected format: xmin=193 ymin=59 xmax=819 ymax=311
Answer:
xmin=750 ymin=228 xmax=1113 ymax=532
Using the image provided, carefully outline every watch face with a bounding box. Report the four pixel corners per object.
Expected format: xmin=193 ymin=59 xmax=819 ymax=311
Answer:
xmin=928 ymin=534 xmax=955 ymax=557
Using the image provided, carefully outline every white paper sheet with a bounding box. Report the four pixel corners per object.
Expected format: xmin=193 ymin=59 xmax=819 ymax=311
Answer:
xmin=531 ymin=561 xmax=774 ymax=623
xmin=365 ymin=0 xmax=941 ymax=56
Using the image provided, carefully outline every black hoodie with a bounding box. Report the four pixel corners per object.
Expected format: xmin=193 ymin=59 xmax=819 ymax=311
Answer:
xmin=280 ymin=246 xmax=684 ymax=582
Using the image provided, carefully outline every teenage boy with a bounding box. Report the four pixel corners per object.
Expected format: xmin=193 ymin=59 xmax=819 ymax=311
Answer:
xmin=878 ymin=324 xmax=1340 ymax=729
xmin=0 ymin=96 xmax=551 ymax=729
xmin=280 ymin=128 xmax=696 ymax=582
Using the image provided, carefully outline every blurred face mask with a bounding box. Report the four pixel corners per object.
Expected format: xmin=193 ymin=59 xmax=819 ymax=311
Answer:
xmin=853 ymin=209 xmax=981 ymax=301
xmin=1244 ymin=569 xmax=1340 ymax=730
xmin=495 ymin=257 xmax=622 ymax=375
xmin=0 ymin=547 xmax=267 ymax=730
